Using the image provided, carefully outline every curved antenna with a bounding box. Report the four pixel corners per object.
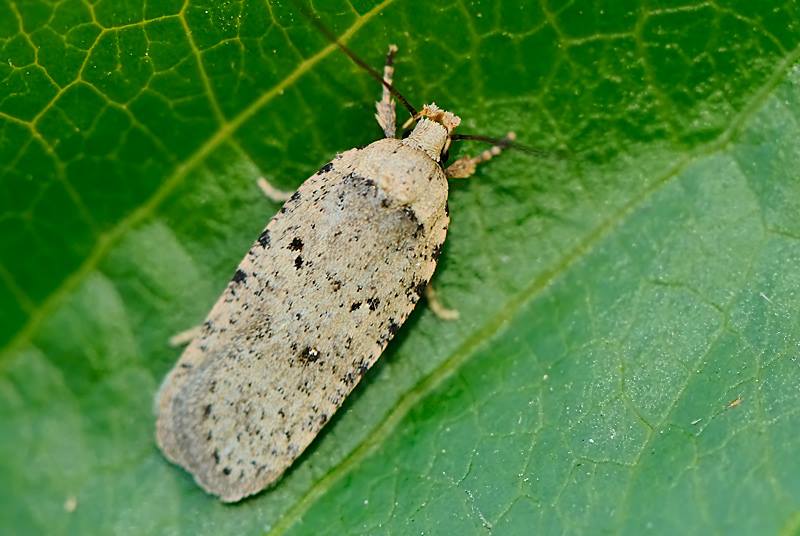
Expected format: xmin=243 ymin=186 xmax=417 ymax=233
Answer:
xmin=296 ymin=2 xmax=418 ymax=117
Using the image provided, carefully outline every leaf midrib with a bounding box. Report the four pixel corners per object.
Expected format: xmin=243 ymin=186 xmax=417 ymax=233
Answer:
xmin=264 ymin=43 xmax=800 ymax=535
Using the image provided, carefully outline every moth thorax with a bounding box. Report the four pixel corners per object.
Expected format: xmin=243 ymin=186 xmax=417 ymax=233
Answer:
xmin=404 ymin=118 xmax=449 ymax=161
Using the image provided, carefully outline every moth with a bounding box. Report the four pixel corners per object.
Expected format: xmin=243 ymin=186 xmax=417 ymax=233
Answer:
xmin=156 ymin=15 xmax=522 ymax=503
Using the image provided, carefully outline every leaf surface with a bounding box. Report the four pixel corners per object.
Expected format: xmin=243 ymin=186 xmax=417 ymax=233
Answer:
xmin=1 ymin=0 xmax=799 ymax=534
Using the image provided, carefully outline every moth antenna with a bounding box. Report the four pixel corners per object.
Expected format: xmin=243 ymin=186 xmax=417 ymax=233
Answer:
xmin=451 ymin=133 xmax=563 ymax=159
xmin=296 ymin=2 xmax=418 ymax=117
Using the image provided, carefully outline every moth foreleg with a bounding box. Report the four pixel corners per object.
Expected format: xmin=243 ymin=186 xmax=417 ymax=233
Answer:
xmin=445 ymin=132 xmax=516 ymax=179
xmin=374 ymin=44 xmax=398 ymax=138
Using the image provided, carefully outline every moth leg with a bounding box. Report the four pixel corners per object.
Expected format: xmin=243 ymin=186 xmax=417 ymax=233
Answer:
xmin=445 ymin=132 xmax=517 ymax=179
xmin=375 ymin=44 xmax=398 ymax=138
xmin=169 ymin=325 xmax=203 ymax=347
xmin=257 ymin=177 xmax=293 ymax=202
xmin=425 ymin=284 xmax=459 ymax=321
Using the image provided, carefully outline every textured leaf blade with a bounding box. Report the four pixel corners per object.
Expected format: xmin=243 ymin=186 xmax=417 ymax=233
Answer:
xmin=1 ymin=0 xmax=799 ymax=534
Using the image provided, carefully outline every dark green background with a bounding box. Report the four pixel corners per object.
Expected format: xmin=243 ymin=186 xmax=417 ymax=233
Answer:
xmin=1 ymin=0 xmax=799 ymax=534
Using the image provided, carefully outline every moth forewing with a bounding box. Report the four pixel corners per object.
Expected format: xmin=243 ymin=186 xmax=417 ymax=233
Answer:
xmin=156 ymin=129 xmax=451 ymax=502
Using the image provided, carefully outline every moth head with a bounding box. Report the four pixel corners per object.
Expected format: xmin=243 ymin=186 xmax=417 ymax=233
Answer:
xmin=416 ymin=103 xmax=461 ymax=133
xmin=403 ymin=102 xmax=461 ymax=163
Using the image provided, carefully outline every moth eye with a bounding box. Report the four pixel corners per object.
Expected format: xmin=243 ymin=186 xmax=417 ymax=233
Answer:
xmin=401 ymin=127 xmax=413 ymax=139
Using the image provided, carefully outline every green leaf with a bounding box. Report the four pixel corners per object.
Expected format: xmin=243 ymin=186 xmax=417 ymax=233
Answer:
xmin=2 ymin=0 xmax=799 ymax=534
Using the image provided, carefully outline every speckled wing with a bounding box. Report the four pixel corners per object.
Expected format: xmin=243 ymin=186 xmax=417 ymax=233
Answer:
xmin=156 ymin=138 xmax=449 ymax=502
